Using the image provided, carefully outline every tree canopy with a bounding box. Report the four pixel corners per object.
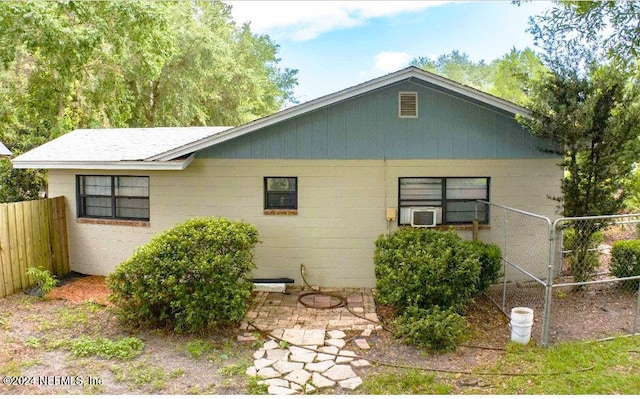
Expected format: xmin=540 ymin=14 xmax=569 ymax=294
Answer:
xmin=523 ymin=1 xmax=640 ymax=282
xmin=411 ymin=48 xmax=545 ymax=106
xmin=0 ymin=0 xmax=297 ymax=202
xmin=528 ymin=1 xmax=640 ymax=69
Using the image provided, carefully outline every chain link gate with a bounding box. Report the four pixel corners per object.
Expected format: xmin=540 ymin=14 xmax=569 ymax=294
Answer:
xmin=477 ymin=201 xmax=553 ymax=346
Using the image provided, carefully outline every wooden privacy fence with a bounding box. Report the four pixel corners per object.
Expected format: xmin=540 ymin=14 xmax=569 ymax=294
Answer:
xmin=0 ymin=197 xmax=69 ymax=299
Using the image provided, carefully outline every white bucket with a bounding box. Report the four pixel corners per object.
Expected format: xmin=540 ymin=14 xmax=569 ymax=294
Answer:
xmin=510 ymin=307 xmax=534 ymax=344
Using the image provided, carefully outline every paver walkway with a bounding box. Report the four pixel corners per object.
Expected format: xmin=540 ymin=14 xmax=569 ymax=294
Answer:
xmin=240 ymin=287 xmax=382 ymax=394
xmin=246 ymin=329 xmax=372 ymax=394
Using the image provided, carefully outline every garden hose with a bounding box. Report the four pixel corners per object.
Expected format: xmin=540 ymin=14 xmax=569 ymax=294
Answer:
xmin=297 ymin=264 xmax=346 ymax=309
xmin=295 ymin=264 xmax=511 ymax=351
xmin=296 ymin=264 xmax=391 ymax=331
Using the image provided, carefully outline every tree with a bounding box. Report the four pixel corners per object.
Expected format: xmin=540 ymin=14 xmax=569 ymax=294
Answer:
xmin=520 ymin=62 xmax=640 ymax=282
xmin=523 ymin=1 xmax=640 ymax=282
xmin=0 ymin=1 xmax=298 ymax=202
xmin=411 ymin=48 xmax=546 ymax=106
xmin=622 ymin=166 xmax=640 ymax=212
xmin=489 ymin=48 xmax=546 ymax=106
xmin=528 ymin=1 xmax=640 ymax=68
xmin=411 ymin=50 xmax=496 ymax=92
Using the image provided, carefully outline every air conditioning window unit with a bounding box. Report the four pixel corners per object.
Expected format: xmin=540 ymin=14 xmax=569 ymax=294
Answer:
xmin=410 ymin=207 xmax=438 ymax=228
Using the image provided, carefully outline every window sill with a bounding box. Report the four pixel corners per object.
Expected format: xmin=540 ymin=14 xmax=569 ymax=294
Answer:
xmin=434 ymin=224 xmax=490 ymax=231
xmin=77 ymin=218 xmax=150 ymax=228
xmin=399 ymin=224 xmax=490 ymax=231
xmin=264 ymin=209 xmax=298 ymax=216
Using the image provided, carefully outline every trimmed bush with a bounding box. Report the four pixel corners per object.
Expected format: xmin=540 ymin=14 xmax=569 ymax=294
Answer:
xmin=107 ymin=217 xmax=259 ymax=333
xmin=611 ymin=239 xmax=640 ymax=291
xmin=374 ymin=228 xmax=501 ymax=351
xmin=392 ymin=306 xmax=469 ymax=351
xmin=374 ymin=228 xmax=500 ymax=313
xmin=462 ymin=240 xmax=502 ymax=293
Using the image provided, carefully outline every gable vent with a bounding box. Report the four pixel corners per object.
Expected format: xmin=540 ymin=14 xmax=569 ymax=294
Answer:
xmin=399 ymin=91 xmax=418 ymax=118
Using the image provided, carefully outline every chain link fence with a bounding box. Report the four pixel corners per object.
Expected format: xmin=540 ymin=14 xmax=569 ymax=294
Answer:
xmin=477 ymin=201 xmax=640 ymax=347
xmin=550 ymin=215 xmax=640 ymax=345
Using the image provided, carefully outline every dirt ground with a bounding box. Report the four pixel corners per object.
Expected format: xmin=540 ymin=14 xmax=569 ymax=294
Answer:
xmin=0 ymin=275 xmax=512 ymax=395
xmin=1 ymin=267 xmax=635 ymax=395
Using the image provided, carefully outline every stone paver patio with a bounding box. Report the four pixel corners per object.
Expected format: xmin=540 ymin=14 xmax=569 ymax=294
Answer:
xmin=240 ymin=287 xmax=380 ymax=332
xmin=240 ymin=287 xmax=382 ymax=394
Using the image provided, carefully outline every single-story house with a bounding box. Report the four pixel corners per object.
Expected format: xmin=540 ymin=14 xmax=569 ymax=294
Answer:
xmin=12 ymin=67 xmax=562 ymax=287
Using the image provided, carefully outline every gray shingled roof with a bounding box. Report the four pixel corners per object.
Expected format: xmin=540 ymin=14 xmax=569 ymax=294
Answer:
xmin=12 ymin=127 xmax=231 ymax=167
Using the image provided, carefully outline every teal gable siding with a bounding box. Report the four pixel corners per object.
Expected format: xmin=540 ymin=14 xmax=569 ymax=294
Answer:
xmin=197 ymin=80 xmax=555 ymax=160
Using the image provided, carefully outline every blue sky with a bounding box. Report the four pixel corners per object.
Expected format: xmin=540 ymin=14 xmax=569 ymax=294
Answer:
xmin=227 ymin=1 xmax=554 ymax=103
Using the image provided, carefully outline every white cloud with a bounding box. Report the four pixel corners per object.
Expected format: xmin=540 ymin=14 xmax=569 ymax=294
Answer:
xmin=226 ymin=1 xmax=449 ymax=41
xmin=374 ymin=52 xmax=413 ymax=73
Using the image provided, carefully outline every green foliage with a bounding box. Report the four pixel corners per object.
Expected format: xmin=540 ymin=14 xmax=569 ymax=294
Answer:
xmin=360 ymin=369 xmax=452 ymax=395
xmin=374 ymin=228 xmax=500 ymax=351
xmin=26 ymin=267 xmax=58 ymax=296
xmin=611 ymin=240 xmax=640 ymax=291
xmin=71 ymin=336 xmax=144 ymax=360
xmin=374 ymin=228 xmax=500 ymax=313
xmin=219 ymin=361 xmax=249 ymax=377
xmin=489 ymin=48 xmax=546 ymax=106
xmin=411 ymin=47 xmax=546 ymax=106
xmin=25 ymin=337 xmax=41 ymax=349
xmin=519 ymin=25 xmax=640 ymax=281
xmin=462 ymin=240 xmax=502 ymax=294
xmin=107 ymin=217 xmax=259 ymax=333
xmin=0 ymin=1 xmax=298 ymax=201
xmin=529 ymin=2 xmax=640 ymax=68
xmin=623 ymin=166 xmax=640 ymax=212
xmin=492 ymin=335 xmax=640 ymax=395
xmin=522 ymin=65 xmax=639 ymax=217
xmin=0 ymin=159 xmax=45 ymax=203
xmin=110 ymin=362 xmax=170 ymax=391
xmin=563 ymin=226 xmax=604 ymax=283
xmin=411 ymin=50 xmax=495 ymax=92
xmin=185 ymin=339 xmax=216 ymax=360
xmin=392 ymin=306 xmax=469 ymax=351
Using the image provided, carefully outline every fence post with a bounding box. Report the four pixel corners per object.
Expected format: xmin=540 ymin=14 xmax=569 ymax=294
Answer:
xmin=635 ymin=282 xmax=640 ymax=335
xmin=541 ymin=219 xmax=557 ymax=347
xmin=472 ymin=219 xmax=479 ymax=241
xmin=501 ymin=207 xmax=508 ymax=312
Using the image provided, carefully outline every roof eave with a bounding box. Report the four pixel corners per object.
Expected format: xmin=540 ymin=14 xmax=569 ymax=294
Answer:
xmin=12 ymin=153 xmax=195 ymax=171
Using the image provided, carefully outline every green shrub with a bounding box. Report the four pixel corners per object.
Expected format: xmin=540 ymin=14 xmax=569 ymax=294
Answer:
xmin=374 ymin=228 xmax=501 ymax=351
xmin=374 ymin=228 xmax=498 ymax=313
xmin=107 ymin=217 xmax=259 ymax=333
xmin=563 ymin=226 xmax=604 ymax=282
xmin=611 ymin=240 xmax=640 ymax=291
xmin=461 ymin=240 xmax=502 ymax=293
xmin=392 ymin=306 xmax=468 ymax=351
